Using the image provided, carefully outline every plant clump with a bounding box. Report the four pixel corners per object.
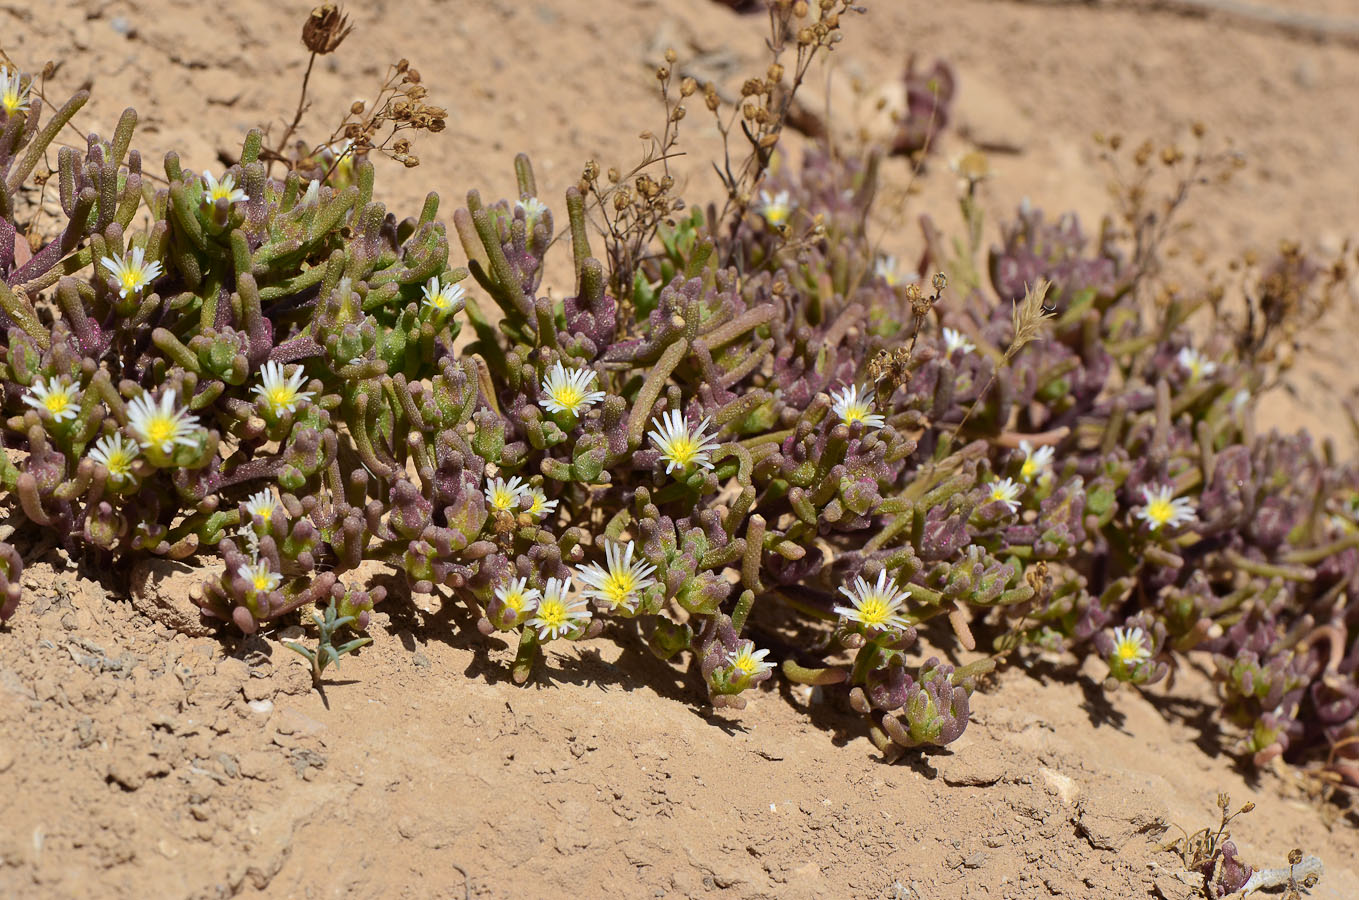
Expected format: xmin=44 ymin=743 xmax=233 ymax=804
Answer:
xmin=1 ymin=0 xmax=1357 ymax=808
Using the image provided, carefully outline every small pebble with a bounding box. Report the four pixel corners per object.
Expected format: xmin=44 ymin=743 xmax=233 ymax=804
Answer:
xmin=247 ymin=699 xmax=274 ymax=715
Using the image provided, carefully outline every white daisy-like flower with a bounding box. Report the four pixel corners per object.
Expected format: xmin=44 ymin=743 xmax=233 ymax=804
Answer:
xmin=516 ymin=196 xmax=549 ymax=224
xmin=1111 ymin=626 xmax=1152 ymax=665
xmin=829 ymin=384 xmax=886 ymax=430
xmin=1017 ymin=440 xmax=1055 ymax=482
xmin=87 ymin=434 xmax=140 ymax=484
xmin=575 ymin=539 xmax=657 ymax=614
xmin=421 ymin=275 xmax=466 ymax=314
xmin=1 ymin=66 xmax=29 ymax=116
xmin=526 ymin=486 xmax=559 ymax=520
xmin=833 ymin=570 xmax=912 ymax=633
xmin=1177 ymin=347 xmax=1217 ymax=382
xmin=728 ymin=640 xmax=774 ymax=679
xmin=986 ymin=477 xmax=1023 ymax=513
xmin=942 ymin=327 xmax=975 ymax=356
xmin=100 ymin=247 xmax=163 ymax=299
xmin=237 ymin=559 xmax=282 ymax=596
xmin=1134 ymin=484 xmax=1196 ymax=531
xmin=874 ymin=255 xmax=905 ymax=287
xmin=484 ymin=476 xmax=529 ymax=513
xmin=758 ymin=189 xmax=792 ymax=227
xmin=537 ymin=362 xmax=606 ymax=416
xmin=494 ymin=576 xmax=541 ymax=621
xmin=647 ymin=409 xmax=720 ymax=475
xmin=322 ymin=139 xmax=357 ymax=179
xmin=126 ymin=389 xmax=200 ymax=454
xmin=527 ymin=577 xmax=591 ymax=641
xmin=244 ymin=489 xmax=284 ymax=521
xmin=202 ymin=170 xmax=247 ymax=206
xmin=250 ymin=361 xmax=314 ymax=417
xmin=22 ymin=376 xmax=80 ymax=423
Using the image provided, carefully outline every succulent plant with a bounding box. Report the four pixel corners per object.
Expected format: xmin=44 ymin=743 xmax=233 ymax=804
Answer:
xmin=2 ymin=58 xmax=1356 ymax=797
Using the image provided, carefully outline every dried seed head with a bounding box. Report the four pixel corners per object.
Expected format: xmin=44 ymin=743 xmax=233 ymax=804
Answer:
xmin=953 ymin=150 xmax=992 ymax=184
xmin=665 ymin=47 xmax=677 ymax=64
xmin=911 ymin=291 xmax=932 ymax=318
xmin=1288 ymin=849 xmax=1303 ymax=866
xmin=350 ymin=100 xmax=365 ymax=115
xmin=1004 ymin=278 xmax=1054 ymax=363
xmin=932 ymin=272 xmax=948 ymax=293
xmin=793 ymin=0 xmax=809 ymax=16
xmin=680 ymin=76 xmax=697 ymax=97
xmin=1135 ymin=139 xmax=1154 ymax=167
xmin=302 ymin=3 xmax=354 ymax=54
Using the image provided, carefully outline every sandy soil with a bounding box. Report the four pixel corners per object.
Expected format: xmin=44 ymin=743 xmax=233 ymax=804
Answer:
xmin=2 ymin=0 xmax=1359 ymax=897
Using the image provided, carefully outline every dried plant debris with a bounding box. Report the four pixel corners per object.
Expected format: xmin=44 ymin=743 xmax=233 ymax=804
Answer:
xmin=1163 ymin=793 xmax=1325 ymax=898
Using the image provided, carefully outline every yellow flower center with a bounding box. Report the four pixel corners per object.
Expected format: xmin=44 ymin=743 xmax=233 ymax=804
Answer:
xmin=842 ymin=404 xmax=870 ymax=426
xmin=990 ymin=487 xmax=1010 ymax=503
xmin=44 ymin=392 xmax=72 ymax=415
xmin=1144 ymin=498 xmax=1176 ymax=526
xmin=503 ymin=592 xmax=525 ymax=613
xmin=1021 ymin=459 xmax=1038 ymax=480
xmin=551 ymin=385 xmax=583 ymax=411
xmin=2 ymin=90 xmax=19 ymax=113
xmin=266 ymin=386 xmax=296 ymax=410
xmin=1115 ymin=638 xmax=1144 ymax=662
xmin=601 ymin=572 xmax=639 ymax=606
xmin=490 ymin=487 xmax=517 ymax=511
xmin=252 ymin=574 xmax=275 ymax=592
xmin=429 ymin=293 xmax=451 ymax=309
xmin=121 ymin=269 xmax=143 ymax=292
xmin=665 ymin=436 xmax=700 ymax=467
xmin=536 ymin=599 xmax=567 ymax=629
xmin=857 ymin=597 xmax=891 ymax=626
xmin=764 ymin=205 xmax=789 ymax=226
xmin=106 ymin=450 xmax=134 ymax=477
xmin=733 ymin=651 xmax=759 ymax=675
xmin=145 ymin=416 xmax=177 ymax=447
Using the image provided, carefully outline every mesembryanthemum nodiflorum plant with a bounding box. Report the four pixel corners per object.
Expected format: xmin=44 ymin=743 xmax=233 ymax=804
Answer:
xmin=2 ymin=67 xmax=1357 ymax=789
